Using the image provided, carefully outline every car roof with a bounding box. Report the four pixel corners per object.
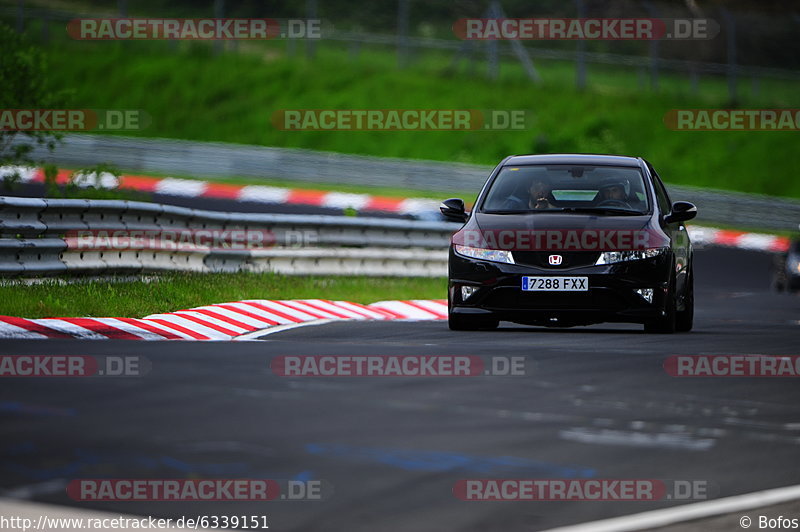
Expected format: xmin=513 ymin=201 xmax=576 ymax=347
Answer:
xmin=503 ymin=154 xmax=643 ymax=168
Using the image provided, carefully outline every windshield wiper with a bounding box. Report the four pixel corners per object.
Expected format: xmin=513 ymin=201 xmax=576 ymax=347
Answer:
xmin=560 ymin=207 xmax=643 ymax=216
xmin=483 ymin=209 xmax=535 ymax=214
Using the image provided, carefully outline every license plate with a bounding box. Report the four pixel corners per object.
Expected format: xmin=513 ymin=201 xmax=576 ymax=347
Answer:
xmin=521 ymin=276 xmax=588 ymax=292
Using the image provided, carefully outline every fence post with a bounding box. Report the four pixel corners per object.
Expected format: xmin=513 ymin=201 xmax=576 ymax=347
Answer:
xmin=575 ymin=0 xmax=586 ymax=90
xmin=751 ymin=77 xmax=760 ymax=98
xmin=397 ymin=0 xmax=410 ymax=68
xmin=493 ymin=1 xmax=541 ymax=82
xmin=721 ymin=8 xmax=737 ymax=101
xmin=213 ymin=0 xmax=225 ymax=55
xmin=486 ymin=37 xmax=498 ymax=80
xmin=42 ymin=11 xmax=49 ymax=43
xmin=16 ymin=0 xmax=23 ymax=33
xmin=641 ymin=1 xmax=660 ymax=90
xmin=306 ymin=0 xmax=318 ymax=60
xmin=486 ymin=1 xmax=500 ymax=80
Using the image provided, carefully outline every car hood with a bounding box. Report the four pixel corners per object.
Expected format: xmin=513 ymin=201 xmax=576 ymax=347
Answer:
xmin=473 ymin=212 xmax=652 ymax=232
xmin=453 ymin=212 xmax=668 ymax=251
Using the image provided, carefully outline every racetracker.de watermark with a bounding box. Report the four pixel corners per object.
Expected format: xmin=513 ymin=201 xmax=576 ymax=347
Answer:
xmin=0 ymin=355 xmax=149 ymax=377
xmin=453 ymin=229 xmax=670 ymax=251
xmin=272 ymin=109 xmax=530 ymax=131
xmin=65 ymin=229 xmax=318 ymax=251
xmin=271 ymin=355 xmax=527 ymax=377
xmin=453 ymin=479 xmax=715 ymax=501
xmin=664 ymin=355 xmax=800 ymax=377
xmin=664 ymin=109 xmax=800 ymax=131
xmin=67 ymin=18 xmax=325 ymax=40
xmin=66 ymin=479 xmax=329 ymax=501
xmin=0 ymin=109 xmax=148 ymax=131
xmin=453 ymin=18 xmax=718 ymax=40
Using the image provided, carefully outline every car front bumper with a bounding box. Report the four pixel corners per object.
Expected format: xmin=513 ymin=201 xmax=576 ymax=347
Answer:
xmin=448 ymin=248 xmax=673 ymax=326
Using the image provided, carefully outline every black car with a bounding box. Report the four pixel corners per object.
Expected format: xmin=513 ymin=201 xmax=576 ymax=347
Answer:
xmin=773 ymin=238 xmax=800 ymax=293
xmin=441 ymin=154 xmax=697 ymax=333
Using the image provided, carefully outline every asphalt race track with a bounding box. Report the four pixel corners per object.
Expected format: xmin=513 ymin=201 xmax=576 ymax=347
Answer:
xmin=1 ymin=247 xmax=799 ymax=531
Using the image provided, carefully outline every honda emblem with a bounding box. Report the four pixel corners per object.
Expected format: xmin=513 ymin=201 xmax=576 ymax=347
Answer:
xmin=548 ymin=254 xmax=563 ymax=265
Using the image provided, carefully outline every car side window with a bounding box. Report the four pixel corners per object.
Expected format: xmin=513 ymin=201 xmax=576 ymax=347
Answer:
xmin=648 ymin=164 xmax=672 ymax=214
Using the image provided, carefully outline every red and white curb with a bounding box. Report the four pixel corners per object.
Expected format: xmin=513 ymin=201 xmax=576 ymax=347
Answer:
xmin=0 ymin=299 xmax=448 ymax=341
xmin=0 ymin=166 xmax=439 ymax=216
xmin=687 ymin=226 xmax=790 ymax=253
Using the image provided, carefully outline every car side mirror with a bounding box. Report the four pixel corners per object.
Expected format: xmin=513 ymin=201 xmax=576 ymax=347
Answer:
xmin=664 ymin=201 xmax=697 ymax=224
xmin=440 ymin=198 xmax=468 ymax=222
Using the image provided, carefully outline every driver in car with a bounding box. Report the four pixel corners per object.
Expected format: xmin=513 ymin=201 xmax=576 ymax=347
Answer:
xmin=529 ymin=180 xmax=556 ymax=210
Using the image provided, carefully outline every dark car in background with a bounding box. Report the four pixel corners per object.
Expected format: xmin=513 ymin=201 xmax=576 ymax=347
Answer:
xmin=773 ymin=238 xmax=800 ymax=293
xmin=441 ymin=154 xmax=697 ymax=333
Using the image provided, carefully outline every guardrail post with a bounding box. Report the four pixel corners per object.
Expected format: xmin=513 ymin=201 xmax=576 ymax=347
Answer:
xmin=575 ymin=0 xmax=587 ymax=90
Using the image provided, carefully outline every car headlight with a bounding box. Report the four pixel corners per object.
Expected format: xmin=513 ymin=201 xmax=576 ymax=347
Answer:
xmin=595 ymin=247 xmax=667 ymax=265
xmin=789 ymin=258 xmax=800 ymax=274
xmin=454 ymin=245 xmax=515 ymax=264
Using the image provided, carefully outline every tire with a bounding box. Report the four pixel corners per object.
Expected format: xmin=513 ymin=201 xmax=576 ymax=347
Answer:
xmin=447 ymin=289 xmax=498 ymax=331
xmin=772 ymin=276 xmax=786 ymax=293
xmin=448 ymin=313 xmax=499 ymax=331
xmin=675 ymin=268 xmax=694 ymax=333
xmin=644 ymin=279 xmax=676 ymax=334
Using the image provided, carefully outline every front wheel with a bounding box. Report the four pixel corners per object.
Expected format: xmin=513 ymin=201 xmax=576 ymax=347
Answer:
xmin=675 ymin=268 xmax=694 ymax=332
xmin=644 ymin=282 xmax=676 ymax=334
xmin=772 ymin=276 xmax=786 ymax=293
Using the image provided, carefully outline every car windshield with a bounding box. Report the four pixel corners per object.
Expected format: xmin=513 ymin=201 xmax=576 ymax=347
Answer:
xmin=481 ymin=164 xmax=651 ymax=215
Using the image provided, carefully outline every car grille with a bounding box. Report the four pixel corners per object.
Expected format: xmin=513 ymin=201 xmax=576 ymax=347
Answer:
xmin=512 ymin=251 xmax=601 ymax=269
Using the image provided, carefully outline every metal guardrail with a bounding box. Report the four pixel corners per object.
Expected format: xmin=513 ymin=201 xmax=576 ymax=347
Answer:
xmin=0 ymin=194 xmax=790 ymax=277
xmin=15 ymin=134 xmax=800 ymax=232
xmin=0 ymin=196 xmax=457 ymax=277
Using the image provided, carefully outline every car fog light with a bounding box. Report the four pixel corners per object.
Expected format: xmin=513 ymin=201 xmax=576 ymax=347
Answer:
xmin=461 ymin=286 xmax=479 ymax=300
xmin=635 ymin=288 xmax=654 ymax=304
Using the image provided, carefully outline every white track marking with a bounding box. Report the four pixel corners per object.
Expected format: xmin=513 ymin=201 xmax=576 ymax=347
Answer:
xmin=244 ymin=300 xmax=317 ymax=321
xmin=369 ymin=300 xmax=440 ymax=319
xmin=29 ymin=319 xmax=108 ymax=340
xmin=154 ymin=177 xmax=207 ymax=196
xmin=320 ymin=192 xmax=370 ymax=210
xmin=238 ymin=185 xmax=291 ymax=203
xmin=192 ymin=306 xmax=276 ymax=328
xmin=334 ymin=300 xmax=393 ymax=320
xmin=300 ymin=299 xmax=371 ymax=319
xmin=221 ymin=301 xmax=298 ymax=324
xmin=278 ymin=300 xmax=343 ymax=319
xmin=409 ymin=299 xmax=448 ymax=318
xmin=542 ymin=483 xmax=800 ymax=532
xmin=142 ymin=314 xmax=231 ymax=340
xmin=0 ymin=321 xmax=47 ymax=339
xmin=92 ymin=318 xmax=168 ymax=340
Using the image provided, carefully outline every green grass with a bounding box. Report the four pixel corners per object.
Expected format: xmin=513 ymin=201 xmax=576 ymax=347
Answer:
xmin=0 ymin=273 xmax=447 ymax=318
xmin=34 ymin=37 xmax=800 ymax=200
